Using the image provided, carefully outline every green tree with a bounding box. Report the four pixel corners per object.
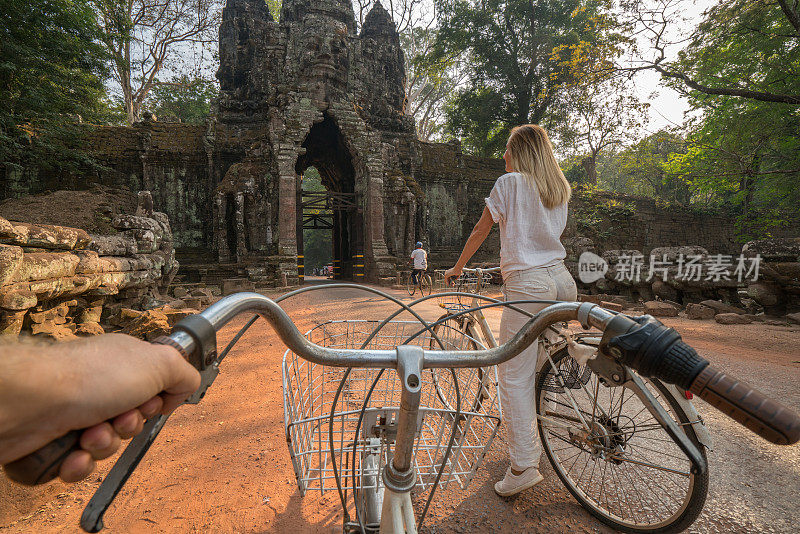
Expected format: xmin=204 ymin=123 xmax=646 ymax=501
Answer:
xmin=144 ymin=76 xmax=218 ymax=123
xmin=653 ymin=0 xmax=800 ymax=239
xmin=554 ymin=77 xmax=648 ymax=184
xmin=616 ymin=130 xmax=690 ymax=202
xmin=0 ymin=0 xmax=110 ymax=168
xmin=301 ymin=168 xmax=333 ymax=271
xmin=431 ymin=0 xmax=618 ymax=156
xmin=92 ymin=0 xmax=221 ymax=124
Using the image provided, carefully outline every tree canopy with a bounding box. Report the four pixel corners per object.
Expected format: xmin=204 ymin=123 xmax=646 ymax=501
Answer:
xmin=430 ymin=0 xmax=619 ymax=156
xmin=0 ymin=0 xmax=110 ymax=167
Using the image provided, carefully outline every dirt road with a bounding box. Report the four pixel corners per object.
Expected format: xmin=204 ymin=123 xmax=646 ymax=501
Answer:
xmin=2 ymin=284 xmax=799 ymax=533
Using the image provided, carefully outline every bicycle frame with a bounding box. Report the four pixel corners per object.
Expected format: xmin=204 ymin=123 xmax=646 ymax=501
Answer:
xmin=25 ymin=284 xmax=791 ymax=534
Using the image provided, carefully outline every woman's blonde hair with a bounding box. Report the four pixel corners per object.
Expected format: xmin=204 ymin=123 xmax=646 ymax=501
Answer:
xmin=506 ymin=124 xmax=571 ymax=209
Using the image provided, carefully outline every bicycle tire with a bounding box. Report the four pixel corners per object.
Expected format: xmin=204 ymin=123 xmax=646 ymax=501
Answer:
xmin=406 ymin=272 xmax=416 ymax=297
xmin=420 ymin=274 xmax=433 ymax=297
xmin=536 ymin=347 xmax=708 ymax=533
xmin=429 ymin=314 xmax=486 ymax=413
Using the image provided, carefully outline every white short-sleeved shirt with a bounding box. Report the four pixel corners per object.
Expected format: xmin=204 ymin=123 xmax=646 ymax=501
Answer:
xmin=411 ymin=248 xmax=427 ymax=269
xmin=484 ymin=172 xmax=567 ymax=276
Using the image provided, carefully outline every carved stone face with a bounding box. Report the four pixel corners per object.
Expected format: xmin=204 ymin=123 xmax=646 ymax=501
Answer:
xmin=299 ymin=16 xmax=350 ymax=88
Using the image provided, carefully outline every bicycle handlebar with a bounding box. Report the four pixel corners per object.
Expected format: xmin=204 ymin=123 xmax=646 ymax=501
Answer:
xmin=5 ymin=292 xmax=799 ymax=488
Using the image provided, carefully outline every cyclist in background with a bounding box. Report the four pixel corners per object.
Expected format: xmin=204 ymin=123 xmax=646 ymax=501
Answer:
xmin=445 ymin=124 xmax=577 ymax=497
xmin=409 ymin=241 xmax=428 ymax=285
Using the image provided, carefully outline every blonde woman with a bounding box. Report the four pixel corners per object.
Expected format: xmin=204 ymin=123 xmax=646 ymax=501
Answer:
xmin=444 ymin=124 xmax=577 ymax=496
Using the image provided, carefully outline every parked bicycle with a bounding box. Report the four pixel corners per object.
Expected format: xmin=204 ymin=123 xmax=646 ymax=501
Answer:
xmin=7 ymin=284 xmax=799 ymax=534
xmin=432 ymin=267 xmax=712 ymax=532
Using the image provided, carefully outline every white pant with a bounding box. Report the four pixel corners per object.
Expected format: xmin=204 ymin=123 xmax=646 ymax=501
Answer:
xmin=497 ymin=262 xmax=578 ymax=472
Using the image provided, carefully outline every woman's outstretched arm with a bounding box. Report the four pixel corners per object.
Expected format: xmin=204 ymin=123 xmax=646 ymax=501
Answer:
xmin=445 ymin=206 xmax=495 ymax=283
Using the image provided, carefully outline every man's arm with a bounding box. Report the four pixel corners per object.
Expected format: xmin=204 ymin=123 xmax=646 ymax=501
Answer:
xmin=0 ymin=334 xmax=200 ymax=482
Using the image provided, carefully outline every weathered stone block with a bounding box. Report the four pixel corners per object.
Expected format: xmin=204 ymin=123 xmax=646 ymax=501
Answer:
xmin=686 ymin=303 xmax=715 ymax=320
xmin=222 ymin=278 xmax=255 ymax=295
xmin=76 ymin=321 xmax=105 ymax=336
xmin=0 ymin=244 xmax=23 ymax=286
xmin=644 ymin=300 xmax=679 ymax=317
xmin=0 ymin=289 xmax=37 ymax=311
xmin=122 ymin=309 xmax=171 ymax=341
xmin=715 ymin=313 xmax=752 ymax=325
xmin=0 ymin=310 xmax=26 ymax=337
xmin=699 ymin=300 xmax=746 ymax=315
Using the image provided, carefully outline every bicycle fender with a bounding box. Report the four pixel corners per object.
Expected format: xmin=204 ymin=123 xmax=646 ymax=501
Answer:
xmin=664 ymin=383 xmax=714 ymax=450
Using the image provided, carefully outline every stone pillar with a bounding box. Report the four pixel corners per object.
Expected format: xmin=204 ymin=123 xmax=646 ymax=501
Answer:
xmin=235 ymin=191 xmax=247 ymax=261
xmin=277 ymin=149 xmax=298 ymax=257
xmin=215 ymin=192 xmax=230 ymax=262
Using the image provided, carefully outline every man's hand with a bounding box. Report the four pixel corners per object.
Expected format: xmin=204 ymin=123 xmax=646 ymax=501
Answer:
xmin=0 ymin=334 xmax=201 ymax=483
xmin=444 ymin=266 xmax=462 ymax=286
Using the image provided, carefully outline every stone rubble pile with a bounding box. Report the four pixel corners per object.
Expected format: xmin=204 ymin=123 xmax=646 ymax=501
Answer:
xmin=0 ymin=195 xmax=180 ymax=341
xmin=565 ymin=237 xmax=800 ymax=326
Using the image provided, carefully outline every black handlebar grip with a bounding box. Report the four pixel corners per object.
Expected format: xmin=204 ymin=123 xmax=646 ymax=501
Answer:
xmin=649 ymin=340 xmax=709 ymax=391
xmin=2 ymin=336 xmax=190 ymax=486
xmin=2 ymin=430 xmax=82 ymax=486
xmin=690 ymin=365 xmax=800 ymax=445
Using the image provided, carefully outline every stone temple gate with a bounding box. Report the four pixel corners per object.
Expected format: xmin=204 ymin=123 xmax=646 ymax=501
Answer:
xmin=208 ymin=0 xmax=417 ymax=283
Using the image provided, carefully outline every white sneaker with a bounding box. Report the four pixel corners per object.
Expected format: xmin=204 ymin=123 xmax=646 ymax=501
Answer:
xmin=493 ymin=466 xmax=544 ymax=497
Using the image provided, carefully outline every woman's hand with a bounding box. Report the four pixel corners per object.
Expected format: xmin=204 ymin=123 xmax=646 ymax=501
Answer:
xmin=444 ymin=266 xmax=462 ymax=286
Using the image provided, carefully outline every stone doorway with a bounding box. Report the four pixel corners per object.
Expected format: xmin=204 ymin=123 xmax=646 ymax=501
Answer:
xmin=295 ymin=114 xmax=364 ymax=281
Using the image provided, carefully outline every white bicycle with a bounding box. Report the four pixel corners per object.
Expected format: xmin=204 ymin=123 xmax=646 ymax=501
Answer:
xmin=7 ymin=284 xmax=800 ymax=534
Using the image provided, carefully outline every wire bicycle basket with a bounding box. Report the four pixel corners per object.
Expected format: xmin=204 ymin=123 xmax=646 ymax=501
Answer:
xmin=282 ymin=319 xmax=501 ymax=505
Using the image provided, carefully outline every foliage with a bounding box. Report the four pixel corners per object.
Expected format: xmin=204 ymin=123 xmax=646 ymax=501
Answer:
xmin=0 ymin=0 xmax=111 ymax=169
xmin=144 ymin=76 xmax=218 ymax=123
xmin=626 ymin=0 xmax=800 ymax=105
xmin=656 ymin=0 xmax=800 ymax=239
xmin=430 ymin=0 xmax=619 ymax=156
xmin=402 ymin=25 xmax=466 ymax=141
xmin=614 ymin=130 xmax=690 ymax=203
xmin=552 ymin=77 xmax=648 ymax=183
xmin=266 ymin=0 xmax=282 ymax=16
xmin=571 ymin=184 xmax=637 ymax=239
xmin=92 ymin=0 xmax=221 ymax=125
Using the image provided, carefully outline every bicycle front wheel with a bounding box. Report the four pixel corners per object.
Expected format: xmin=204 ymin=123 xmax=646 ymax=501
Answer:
xmin=536 ymin=348 xmax=708 ymax=533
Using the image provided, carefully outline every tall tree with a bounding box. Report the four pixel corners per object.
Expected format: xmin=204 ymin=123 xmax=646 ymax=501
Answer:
xmin=93 ymin=0 xmax=221 ymax=125
xmin=0 ymin=0 xmax=109 ymax=168
xmin=615 ymin=130 xmax=690 ymax=202
xmin=403 ymin=25 xmax=467 ymax=140
xmin=554 ymin=77 xmax=648 ymax=184
xmin=431 ymin=0 xmax=616 ymax=156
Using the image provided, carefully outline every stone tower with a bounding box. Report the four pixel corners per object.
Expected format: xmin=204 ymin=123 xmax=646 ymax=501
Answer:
xmin=211 ymin=0 xmax=418 ymax=283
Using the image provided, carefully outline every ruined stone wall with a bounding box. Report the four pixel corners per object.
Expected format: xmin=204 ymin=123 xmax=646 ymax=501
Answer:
xmin=411 ymin=140 xmax=800 ymax=267
xmin=1 ymin=123 xmax=217 ymax=257
xmin=0 ymin=203 xmax=178 ymax=340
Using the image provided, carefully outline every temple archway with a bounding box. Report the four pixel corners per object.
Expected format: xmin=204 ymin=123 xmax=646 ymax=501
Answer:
xmin=295 ymin=114 xmax=364 ymax=281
